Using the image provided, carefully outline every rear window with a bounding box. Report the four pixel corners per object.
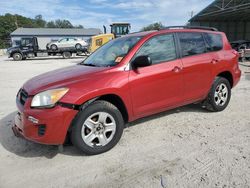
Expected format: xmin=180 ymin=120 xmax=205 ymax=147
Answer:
xmin=204 ymin=33 xmax=223 ymax=52
xmin=178 ymin=32 xmax=206 ymax=57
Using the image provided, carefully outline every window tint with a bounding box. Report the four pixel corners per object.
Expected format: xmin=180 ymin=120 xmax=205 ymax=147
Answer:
xmin=59 ymin=38 xmax=68 ymax=42
xmin=135 ymin=34 xmax=177 ymax=64
xmin=83 ymin=36 xmax=141 ymax=67
xmin=204 ymin=33 xmax=223 ymax=51
xmin=178 ymin=32 xmax=206 ymax=57
xmin=21 ymin=38 xmax=32 ymax=46
xmin=14 ymin=40 xmax=21 ymax=46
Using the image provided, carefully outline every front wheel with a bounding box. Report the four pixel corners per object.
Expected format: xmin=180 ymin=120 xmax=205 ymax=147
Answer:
xmin=71 ymin=100 xmax=124 ymax=155
xmin=50 ymin=44 xmax=57 ymax=50
xmin=75 ymin=43 xmax=82 ymax=49
xmin=204 ymin=77 xmax=231 ymax=112
xmin=13 ymin=52 xmax=23 ymax=61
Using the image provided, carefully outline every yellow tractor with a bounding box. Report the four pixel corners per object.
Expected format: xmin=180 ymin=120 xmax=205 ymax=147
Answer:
xmin=88 ymin=23 xmax=130 ymax=53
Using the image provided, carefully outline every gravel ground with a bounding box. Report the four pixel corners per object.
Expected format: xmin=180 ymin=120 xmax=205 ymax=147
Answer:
xmin=0 ymin=55 xmax=249 ymax=188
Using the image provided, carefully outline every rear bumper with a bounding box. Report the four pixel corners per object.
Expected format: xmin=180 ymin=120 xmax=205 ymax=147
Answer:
xmin=12 ymin=98 xmax=78 ymax=145
xmin=233 ymin=68 xmax=241 ymax=87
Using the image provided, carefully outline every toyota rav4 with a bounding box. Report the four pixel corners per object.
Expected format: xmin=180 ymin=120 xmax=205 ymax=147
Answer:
xmin=13 ymin=26 xmax=241 ymax=155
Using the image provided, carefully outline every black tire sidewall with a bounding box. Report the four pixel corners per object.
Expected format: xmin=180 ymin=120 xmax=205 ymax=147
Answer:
xmin=63 ymin=52 xmax=71 ymax=58
xmin=71 ymin=101 xmax=124 ymax=155
xmin=209 ymin=77 xmax=231 ymax=111
xmin=13 ymin=53 xmax=22 ymax=61
xmin=75 ymin=43 xmax=82 ymax=49
xmin=51 ymin=44 xmax=57 ymax=50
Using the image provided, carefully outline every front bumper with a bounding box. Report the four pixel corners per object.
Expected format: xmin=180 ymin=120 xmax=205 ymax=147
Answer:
xmin=12 ymin=97 xmax=78 ymax=145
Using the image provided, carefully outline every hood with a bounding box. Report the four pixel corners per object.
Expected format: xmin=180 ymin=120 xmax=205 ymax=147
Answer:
xmin=23 ymin=65 xmax=107 ymax=95
xmin=7 ymin=46 xmax=20 ymax=52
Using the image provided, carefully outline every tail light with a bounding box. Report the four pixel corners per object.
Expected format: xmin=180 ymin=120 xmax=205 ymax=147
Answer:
xmin=232 ymin=49 xmax=239 ymax=57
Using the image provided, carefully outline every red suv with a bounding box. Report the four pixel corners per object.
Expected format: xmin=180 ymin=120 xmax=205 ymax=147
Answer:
xmin=13 ymin=26 xmax=241 ymax=155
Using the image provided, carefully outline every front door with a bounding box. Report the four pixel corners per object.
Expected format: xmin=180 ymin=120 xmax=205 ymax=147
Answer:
xmin=129 ymin=33 xmax=184 ymax=119
xmin=58 ymin=38 xmax=69 ymax=48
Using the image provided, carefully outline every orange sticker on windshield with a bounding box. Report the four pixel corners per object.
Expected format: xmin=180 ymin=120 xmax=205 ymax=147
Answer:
xmin=115 ymin=56 xmax=123 ymax=63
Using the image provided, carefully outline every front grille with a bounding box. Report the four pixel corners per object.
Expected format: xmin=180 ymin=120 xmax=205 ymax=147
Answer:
xmin=38 ymin=125 xmax=46 ymax=136
xmin=17 ymin=89 xmax=28 ymax=105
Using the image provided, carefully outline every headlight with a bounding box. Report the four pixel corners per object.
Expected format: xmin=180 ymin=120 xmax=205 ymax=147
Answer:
xmin=31 ymin=88 xmax=69 ymax=108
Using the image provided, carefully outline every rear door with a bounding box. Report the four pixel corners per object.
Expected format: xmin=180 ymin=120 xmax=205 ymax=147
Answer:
xmin=177 ymin=32 xmax=213 ymax=102
xmin=68 ymin=38 xmax=77 ymax=47
xmin=129 ymin=33 xmax=184 ymax=118
xmin=59 ymin=38 xmax=69 ymax=48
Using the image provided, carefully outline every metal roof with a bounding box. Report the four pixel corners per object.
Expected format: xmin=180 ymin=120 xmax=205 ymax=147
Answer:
xmin=189 ymin=0 xmax=250 ymax=22
xmin=11 ymin=28 xmax=102 ymax=36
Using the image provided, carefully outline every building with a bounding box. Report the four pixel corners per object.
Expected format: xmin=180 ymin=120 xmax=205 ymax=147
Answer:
xmin=10 ymin=28 xmax=102 ymax=49
xmin=189 ymin=0 xmax=250 ymax=42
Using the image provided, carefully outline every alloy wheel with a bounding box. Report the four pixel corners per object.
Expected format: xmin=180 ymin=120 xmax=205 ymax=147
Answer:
xmin=214 ymin=83 xmax=228 ymax=106
xmin=81 ymin=112 xmax=116 ymax=147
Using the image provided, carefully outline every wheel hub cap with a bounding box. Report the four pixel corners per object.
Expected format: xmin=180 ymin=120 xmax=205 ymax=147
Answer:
xmin=214 ymin=83 xmax=228 ymax=106
xmin=81 ymin=112 xmax=116 ymax=147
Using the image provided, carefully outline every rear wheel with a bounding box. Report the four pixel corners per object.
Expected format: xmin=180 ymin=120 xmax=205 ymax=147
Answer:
xmin=71 ymin=100 xmax=124 ymax=155
xmin=204 ymin=77 xmax=231 ymax=112
xmin=13 ymin=53 xmax=23 ymax=61
xmin=62 ymin=51 xmax=72 ymax=59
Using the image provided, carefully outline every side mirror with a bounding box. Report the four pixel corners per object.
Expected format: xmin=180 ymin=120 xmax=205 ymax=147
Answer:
xmin=132 ymin=55 xmax=152 ymax=68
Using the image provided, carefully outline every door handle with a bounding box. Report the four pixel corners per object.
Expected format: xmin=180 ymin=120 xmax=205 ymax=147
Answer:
xmin=211 ymin=59 xmax=219 ymax=64
xmin=172 ymin=66 xmax=182 ymax=73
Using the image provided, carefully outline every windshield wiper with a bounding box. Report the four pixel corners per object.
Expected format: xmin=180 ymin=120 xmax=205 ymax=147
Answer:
xmin=82 ymin=63 xmax=97 ymax=67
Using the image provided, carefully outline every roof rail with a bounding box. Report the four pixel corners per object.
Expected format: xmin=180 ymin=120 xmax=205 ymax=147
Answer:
xmin=160 ymin=26 xmax=218 ymax=31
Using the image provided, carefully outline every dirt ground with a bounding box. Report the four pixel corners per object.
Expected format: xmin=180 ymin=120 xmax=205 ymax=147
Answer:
xmin=0 ymin=55 xmax=249 ymax=188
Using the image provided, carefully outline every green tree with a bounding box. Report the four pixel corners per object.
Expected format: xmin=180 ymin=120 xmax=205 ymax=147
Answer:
xmin=141 ymin=22 xmax=164 ymax=31
xmin=0 ymin=13 xmax=84 ymax=48
xmin=46 ymin=21 xmax=56 ymax=28
xmin=75 ymin=24 xmax=84 ymax=28
xmin=0 ymin=13 xmax=35 ymax=48
xmin=47 ymin=19 xmax=74 ymax=28
xmin=33 ymin=15 xmax=46 ymax=27
xmin=55 ymin=19 xmax=73 ymax=28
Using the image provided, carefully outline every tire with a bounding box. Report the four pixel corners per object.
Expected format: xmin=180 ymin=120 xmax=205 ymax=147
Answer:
xmin=62 ymin=51 xmax=72 ymax=59
xmin=75 ymin=43 xmax=82 ymax=49
xmin=204 ymin=77 xmax=231 ymax=112
xmin=13 ymin=52 xmax=23 ymax=61
xmin=50 ymin=44 xmax=57 ymax=50
xmin=71 ymin=100 xmax=124 ymax=155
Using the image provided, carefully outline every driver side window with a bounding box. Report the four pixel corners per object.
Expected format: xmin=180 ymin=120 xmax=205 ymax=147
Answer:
xmin=60 ymin=38 xmax=68 ymax=43
xmin=134 ymin=34 xmax=177 ymax=65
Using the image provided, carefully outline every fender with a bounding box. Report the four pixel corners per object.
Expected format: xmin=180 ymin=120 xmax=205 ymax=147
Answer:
xmin=10 ymin=49 xmax=24 ymax=57
xmin=60 ymin=88 xmax=134 ymax=122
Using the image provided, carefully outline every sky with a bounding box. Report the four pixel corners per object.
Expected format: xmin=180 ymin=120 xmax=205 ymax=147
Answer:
xmin=0 ymin=0 xmax=213 ymax=32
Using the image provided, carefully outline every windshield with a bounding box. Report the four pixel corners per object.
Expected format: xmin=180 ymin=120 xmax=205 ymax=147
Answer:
xmin=82 ymin=36 xmax=142 ymax=67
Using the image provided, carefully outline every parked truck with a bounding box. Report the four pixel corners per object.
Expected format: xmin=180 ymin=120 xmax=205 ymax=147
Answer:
xmin=7 ymin=37 xmax=88 ymax=61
